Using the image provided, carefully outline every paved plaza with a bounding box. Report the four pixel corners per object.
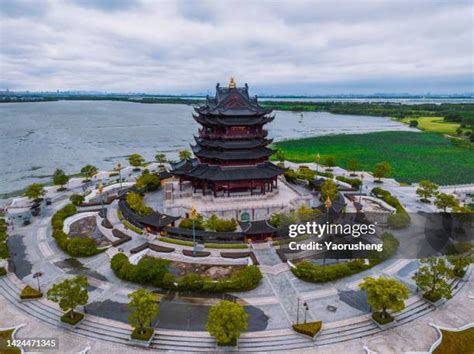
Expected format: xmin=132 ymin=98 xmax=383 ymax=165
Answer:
xmin=1 ymin=161 xmax=473 ymax=352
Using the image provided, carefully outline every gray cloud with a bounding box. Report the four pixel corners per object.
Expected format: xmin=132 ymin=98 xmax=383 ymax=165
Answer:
xmin=0 ymin=0 xmax=472 ymax=94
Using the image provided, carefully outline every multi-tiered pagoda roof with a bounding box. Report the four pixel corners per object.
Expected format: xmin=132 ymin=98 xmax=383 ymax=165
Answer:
xmin=171 ymin=79 xmax=284 ymax=196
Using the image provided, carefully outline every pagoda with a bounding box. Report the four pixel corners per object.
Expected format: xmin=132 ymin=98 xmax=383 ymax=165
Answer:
xmin=171 ymin=78 xmax=284 ymax=197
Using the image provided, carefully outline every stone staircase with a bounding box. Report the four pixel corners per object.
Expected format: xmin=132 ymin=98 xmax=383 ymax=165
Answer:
xmin=0 ymin=274 xmax=466 ymax=352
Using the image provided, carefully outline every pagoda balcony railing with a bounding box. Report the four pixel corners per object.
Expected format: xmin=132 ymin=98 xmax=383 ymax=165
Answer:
xmin=199 ymin=130 xmax=268 ymax=139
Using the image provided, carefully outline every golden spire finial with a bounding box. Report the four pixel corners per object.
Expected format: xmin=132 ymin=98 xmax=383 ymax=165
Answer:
xmin=229 ymin=77 xmax=235 ymax=89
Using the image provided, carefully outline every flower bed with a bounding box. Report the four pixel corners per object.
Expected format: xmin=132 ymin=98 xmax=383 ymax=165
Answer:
xmin=292 ymin=321 xmax=322 ymax=338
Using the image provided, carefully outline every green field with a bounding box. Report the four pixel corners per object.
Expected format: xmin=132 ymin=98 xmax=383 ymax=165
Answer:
xmin=401 ymin=116 xmax=470 ymax=135
xmin=273 ymin=131 xmax=474 ymax=185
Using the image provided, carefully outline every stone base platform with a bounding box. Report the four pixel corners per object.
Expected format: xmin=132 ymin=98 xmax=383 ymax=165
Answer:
xmin=164 ymin=178 xmax=315 ymax=221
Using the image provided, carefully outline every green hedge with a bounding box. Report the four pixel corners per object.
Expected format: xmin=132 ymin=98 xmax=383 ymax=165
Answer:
xmin=111 ymin=253 xmax=262 ymax=293
xmin=0 ymin=219 xmax=9 ymax=259
xmin=292 ymin=233 xmax=399 ymax=283
xmin=160 ymin=237 xmax=194 ymax=247
xmin=51 ymin=204 xmax=104 ymax=257
xmin=336 ymin=176 xmax=362 ymax=189
xmin=0 ymin=267 xmax=6 ymax=276
xmin=20 ymin=285 xmax=42 ymax=300
xmin=371 ymin=187 xmax=411 ymax=229
xmin=292 ymin=321 xmax=322 ymax=337
xmin=122 ymin=220 xmax=143 ymax=234
xmin=204 ymin=243 xmax=248 ymax=249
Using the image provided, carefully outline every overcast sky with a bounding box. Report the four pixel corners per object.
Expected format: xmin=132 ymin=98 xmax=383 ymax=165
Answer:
xmin=0 ymin=0 xmax=472 ymax=95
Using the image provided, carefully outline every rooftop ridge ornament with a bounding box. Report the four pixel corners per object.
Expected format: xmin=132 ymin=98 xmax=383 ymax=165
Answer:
xmin=229 ymin=77 xmax=236 ymax=89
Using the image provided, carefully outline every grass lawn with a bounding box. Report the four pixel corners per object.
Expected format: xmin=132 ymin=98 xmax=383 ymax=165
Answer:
xmin=434 ymin=327 xmax=474 ymax=354
xmin=273 ymin=131 xmax=474 ymax=185
xmin=401 ymin=116 xmax=468 ymax=135
xmin=0 ymin=329 xmax=21 ymax=354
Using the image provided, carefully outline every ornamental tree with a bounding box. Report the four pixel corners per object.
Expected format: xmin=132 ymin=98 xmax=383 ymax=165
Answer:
xmin=206 ymin=300 xmax=248 ymax=346
xmin=447 ymin=253 xmax=473 ymax=278
xmin=155 ymin=153 xmax=167 ymax=164
xmin=434 ymin=193 xmax=459 ymax=212
xmin=179 ymin=150 xmax=192 ymax=160
xmin=126 ymin=191 xmax=153 ymax=216
xmin=275 ymin=150 xmax=286 ymax=163
xmin=128 ymin=153 xmax=145 ymax=168
xmin=69 ymin=194 xmax=85 ymax=206
xmin=128 ymin=288 xmax=159 ymax=335
xmin=416 ymin=180 xmax=438 ymax=202
xmin=413 ymin=257 xmax=454 ymax=302
xmin=24 ymin=183 xmax=45 ymax=201
xmin=347 ymin=158 xmax=360 ymax=175
xmin=47 ymin=275 xmax=89 ymax=319
xmin=373 ymin=161 xmax=392 ymax=182
xmin=324 ymin=156 xmax=336 ymax=170
xmin=53 ymin=169 xmax=70 ymax=190
xmin=320 ymin=179 xmax=338 ymax=201
xmin=359 ymin=276 xmax=409 ymax=320
xmin=80 ymin=165 xmax=98 ymax=180
xmin=136 ymin=173 xmax=160 ymax=191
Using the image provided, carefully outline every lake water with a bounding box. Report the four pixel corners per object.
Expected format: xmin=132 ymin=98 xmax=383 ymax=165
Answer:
xmin=0 ymin=100 xmax=416 ymax=197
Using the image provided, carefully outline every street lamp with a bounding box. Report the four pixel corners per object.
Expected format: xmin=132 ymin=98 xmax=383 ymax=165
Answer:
xmin=116 ymin=162 xmax=123 ymax=191
xmin=359 ymin=173 xmax=365 ymax=203
xmin=33 ymin=271 xmax=43 ymax=292
xmin=296 ymin=297 xmax=300 ymax=324
xmin=98 ymin=183 xmax=105 ymax=218
xmin=303 ymin=301 xmax=309 ymax=324
xmin=325 ymin=195 xmax=332 ymax=222
xmin=190 ymin=206 xmax=198 ymax=257
xmin=315 ymin=153 xmax=320 ymax=174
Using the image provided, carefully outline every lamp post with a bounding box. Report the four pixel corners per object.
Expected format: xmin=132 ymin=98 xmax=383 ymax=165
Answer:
xmin=296 ymin=297 xmax=300 ymax=324
xmin=190 ymin=206 xmax=197 ymax=257
xmin=33 ymin=271 xmax=43 ymax=292
xmin=315 ymin=153 xmax=320 ymax=174
xmin=98 ymin=183 xmax=105 ymax=218
xmin=116 ymin=162 xmax=123 ymax=191
xmin=303 ymin=302 xmax=309 ymax=324
xmin=325 ymin=195 xmax=332 ymax=222
xmin=359 ymin=173 xmax=365 ymax=203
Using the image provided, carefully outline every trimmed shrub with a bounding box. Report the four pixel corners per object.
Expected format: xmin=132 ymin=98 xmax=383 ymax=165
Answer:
xmin=292 ymin=233 xmax=398 ymax=283
xmin=0 ymin=267 xmax=6 ymax=276
xmin=160 ymin=237 xmax=194 ymax=247
xmin=336 ymin=176 xmax=362 ymax=189
xmin=372 ymin=312 xmax=394 ymax=325
xmin=131 ymin=327 xmax=154 ymax=341
xmin=20 ymin=285 xmax=42 ymax=300
xmin=69 ymin=194 xmax=85 ymax=206
xmin=292 ymin=321 xmax=322 ymax=337
xmin=51 ymin=204 xmax=103 ymax=257
xmin=205 ymin=243 xmax=248 ymax=249
xmin=61 ymin=310 xmax=84 ymax=325
xmin=110 ymin=253 xmax=262 ymax=293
